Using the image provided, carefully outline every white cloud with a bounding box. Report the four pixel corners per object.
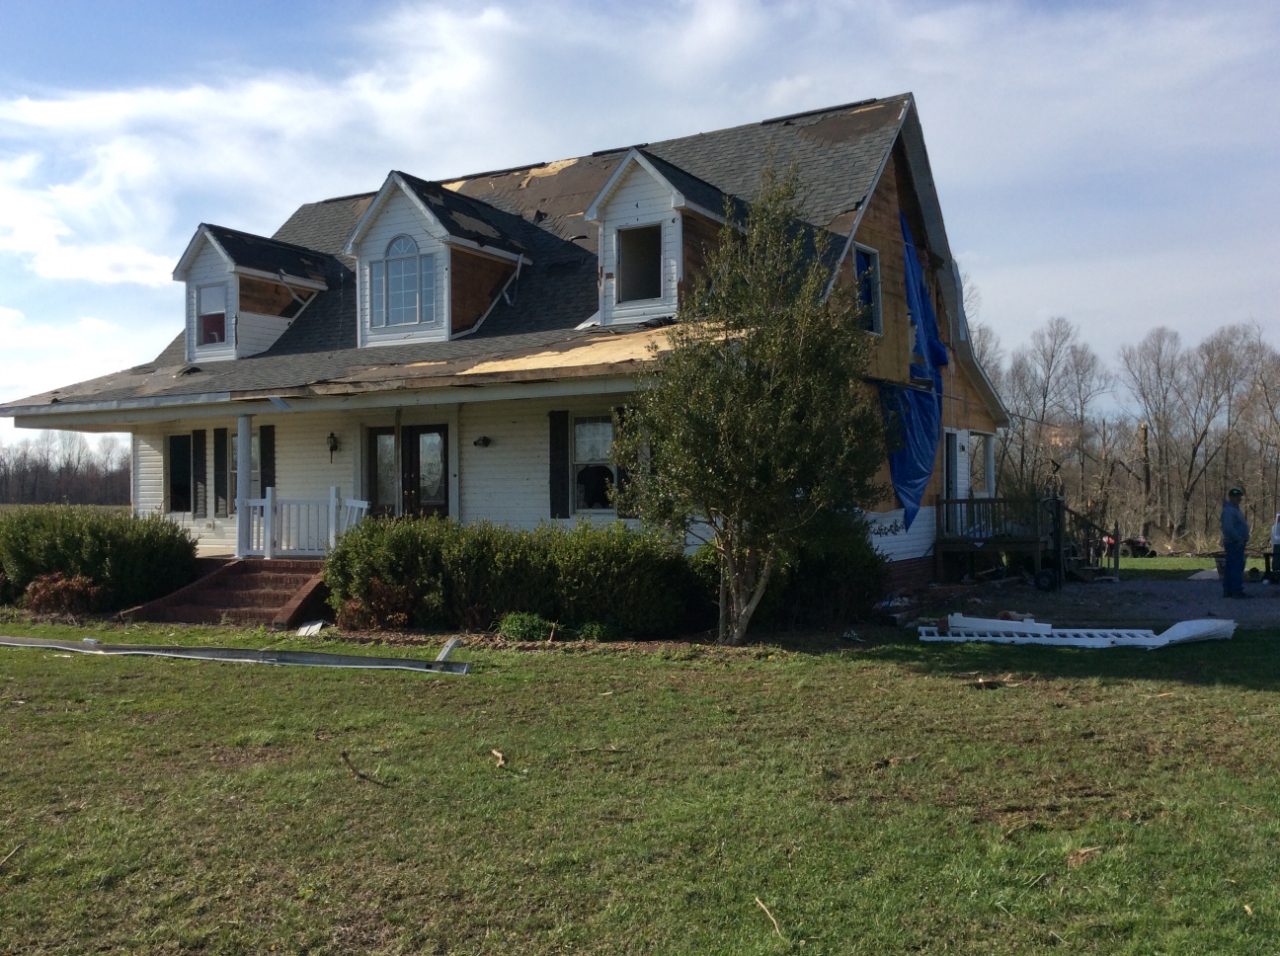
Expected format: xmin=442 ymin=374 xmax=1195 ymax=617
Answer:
xmin=0 ymin=0 xmax=1276 ymax=398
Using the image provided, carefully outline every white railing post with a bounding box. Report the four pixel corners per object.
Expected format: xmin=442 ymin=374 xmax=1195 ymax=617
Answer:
xmin=329 ymin=486 xmax=338 ymax=550
xmin=264 ymin=486 xmax=276 ymax=561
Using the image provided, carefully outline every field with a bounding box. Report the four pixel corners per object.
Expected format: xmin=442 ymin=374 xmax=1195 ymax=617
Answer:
xmin=1115 ymin=555 xmax=1265 ymax=582
xmin=3 ymin=617 xmax=1280 ymax=954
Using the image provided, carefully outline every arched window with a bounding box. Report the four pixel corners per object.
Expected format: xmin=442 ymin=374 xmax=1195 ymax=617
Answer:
xmin=369 ymin=235 xmax=437 ymax=329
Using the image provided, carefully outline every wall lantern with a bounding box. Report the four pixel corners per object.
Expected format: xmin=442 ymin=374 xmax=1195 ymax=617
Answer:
xmin=327 ymin=432 xmax=339 ymax=462
xmin=473 ymin=436 xmax=492 ymax=448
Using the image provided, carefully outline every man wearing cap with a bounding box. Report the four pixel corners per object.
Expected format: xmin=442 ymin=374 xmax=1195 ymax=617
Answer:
xmin=1221 ymin=488 xmax=1250 ymax=599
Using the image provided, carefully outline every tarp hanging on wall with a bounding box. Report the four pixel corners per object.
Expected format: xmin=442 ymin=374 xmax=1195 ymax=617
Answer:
xmin=879 ymin=383 xmax=941 ymax=531
xmin=901 ymin=213 xmax=948 ymax=392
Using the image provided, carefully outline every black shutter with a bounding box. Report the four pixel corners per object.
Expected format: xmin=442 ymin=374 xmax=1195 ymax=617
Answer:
xmin=259 ymin=425 xmax=276 ymax=493
xmin=549 ymin=411 xmax=571 ymax=519
xmin=213 ymin=428 xmax=228 ymax=517
xmin=168 ymin=434 xmax=192 ymax=513
xmin=192 ymin=430 xmax=207 ymax=518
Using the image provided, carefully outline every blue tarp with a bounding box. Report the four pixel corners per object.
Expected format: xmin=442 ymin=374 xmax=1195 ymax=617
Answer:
xmin=877 ymin=216 xmax=948 ymax=531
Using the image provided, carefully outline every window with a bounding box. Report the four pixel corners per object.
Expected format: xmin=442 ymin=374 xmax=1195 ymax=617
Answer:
xmin=854 ymin=246 xmax=881 ymax=333
xmin=574 ymin=416 xmax=616 ymax=510
xmin=369 ymin=236 xmax=436 ymax=329
xmin=617 ymin=225 xmax=662 ymax=303
xmin=168 ymin=434 xmax=192 ymax=513
xmin=230 ymin=433 xmax=260 ymax=503
xmin=970 ymin=433 xmax=995 ymax=497
xmin=197 ymin=284 xmax=227 ymax=345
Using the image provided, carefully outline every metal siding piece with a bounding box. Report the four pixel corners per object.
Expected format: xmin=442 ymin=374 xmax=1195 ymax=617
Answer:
xmin=549 ymin=410 xmax=571 ymax=519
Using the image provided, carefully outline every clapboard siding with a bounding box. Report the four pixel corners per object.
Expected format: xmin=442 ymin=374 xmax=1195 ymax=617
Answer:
xmin=134 ymin=429 xmax=166 ymax=515
xmin=867 ymin=506 xmax=937 ymax=562
xmin=236 ymin=311 xmax=293 ymax=357
xmin=185 ymin=241 xmax=235 ymax=363
xmin=356 ymin=189 xmax=449 ymax=347
xmin=599 ymin=164 xmax=680 ymax=326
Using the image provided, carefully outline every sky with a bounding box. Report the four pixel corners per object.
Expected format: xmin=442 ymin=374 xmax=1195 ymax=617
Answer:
xmin=1 ymin=0 xmax=1278 ymax=442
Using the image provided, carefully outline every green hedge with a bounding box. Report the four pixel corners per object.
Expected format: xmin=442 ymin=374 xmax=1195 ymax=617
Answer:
xmin=0 ymin=507 xmax=198 ymax=609
xmin=324 ymin=518 xmax=694 ymax=636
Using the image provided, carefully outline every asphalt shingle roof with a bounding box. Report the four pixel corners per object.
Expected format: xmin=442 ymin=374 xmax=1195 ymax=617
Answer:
xmin=4 ymin=95 xmax=915 ymax=416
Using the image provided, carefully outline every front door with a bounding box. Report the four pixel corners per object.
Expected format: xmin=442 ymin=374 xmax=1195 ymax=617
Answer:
xmin=366 ymin=426 xmax=448 ymax=518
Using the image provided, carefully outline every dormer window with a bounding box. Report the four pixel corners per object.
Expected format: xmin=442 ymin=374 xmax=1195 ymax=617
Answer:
xmin=370 ymin=236 xmax=437 ymax=328
xmin=854 ymin=245 xmax=882 ymax=334
xmin=197 ymin=284 xmax=227 ymax=345
xmin=617 ymin=225 xmax=662 ymax=303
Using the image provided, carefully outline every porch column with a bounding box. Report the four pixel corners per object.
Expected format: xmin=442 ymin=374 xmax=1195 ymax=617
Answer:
xmin=235 ymin=414 xmax=253 ymax=557
xmin=985 ymin=435 xmax=996 ymax=498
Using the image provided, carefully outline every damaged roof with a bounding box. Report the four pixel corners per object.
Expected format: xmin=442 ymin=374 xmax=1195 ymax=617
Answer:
xmin=4 ymin=93 xmax=931 ymax=421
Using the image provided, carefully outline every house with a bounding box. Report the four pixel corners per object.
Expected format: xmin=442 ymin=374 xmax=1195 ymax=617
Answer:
xmin=1 ymin=93 xmax=1007 ymax=587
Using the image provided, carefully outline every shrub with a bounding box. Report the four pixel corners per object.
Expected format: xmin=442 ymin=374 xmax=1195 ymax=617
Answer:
xmin=0 ymin=507 xmax=197 ymax=610
xmin=25 ymin=572 xmax=108 ymax=614
xmin=575 ymin=621 xmax=618 ymax=642
xmin=497 ymin=612 xmax=557 ymax=642
xmin=326 ymin=518 xmax=691 ymax=636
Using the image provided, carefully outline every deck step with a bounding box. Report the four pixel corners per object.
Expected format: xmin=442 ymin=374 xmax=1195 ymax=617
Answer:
xmin=128 ymin=559 xmax=327 ymax=626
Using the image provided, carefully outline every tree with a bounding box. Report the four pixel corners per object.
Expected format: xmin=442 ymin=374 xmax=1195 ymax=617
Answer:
xmin=613 ymin=168 xmax=886 ymax=645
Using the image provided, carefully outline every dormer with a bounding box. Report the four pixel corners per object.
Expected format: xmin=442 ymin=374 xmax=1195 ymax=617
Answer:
xmin=585 ymin=149 xmax=737 ymax=327
xmin=345 ymin=172 xmax=530 ymax=347
xmin=173 ymin=225 xmax=328 ymax=362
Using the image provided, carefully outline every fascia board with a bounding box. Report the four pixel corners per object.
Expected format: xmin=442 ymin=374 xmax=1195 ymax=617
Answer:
xmin=231 ymin=265 xmax=328 ymax=291
xmin=172 ymin=226 xmax=232 ymax=282
xmin=441 ymin=237 xmax=531 ymax=266
xmin=584 ymin=149 xmax=684 ymax=222
xmin=824 ymin=98 xmax=911 ymax=298
xmin=8 ymin=376 xmax=639 ymax=428
xmin=897 ymin=101 xmax=952 ymax=263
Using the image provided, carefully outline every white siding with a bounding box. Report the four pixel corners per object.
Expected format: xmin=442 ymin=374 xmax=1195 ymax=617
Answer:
xmin=134 ymin=428 xmax=165 ymax=516
xmin=185 ymin=240 xmax=235 ymax=363
xmin=356 ymin=189 xmax=449 ymax=348
xmin=868 ymin=506 xmax=937 ymax=562
xmin=236 ymin=310 xmax=293 ymax=357
xmin=599 ymin=164 xmax=681 ymax=326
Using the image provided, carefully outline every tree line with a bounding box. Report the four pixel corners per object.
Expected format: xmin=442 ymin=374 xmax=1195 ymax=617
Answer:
xmin=972 ymin=314 xmax=1279 ymax=552
xmin=0 ymin=431 xmax=130 ymax=506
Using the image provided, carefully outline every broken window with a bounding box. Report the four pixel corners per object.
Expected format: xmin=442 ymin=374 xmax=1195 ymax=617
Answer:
xmin=369 ymin=236 xmax=436 ymax=329
xmin=854 ymin=246 xmax=881 ymax=333
xmin=197 ymin=284 xmax=227 ymax=346
xmin=573 ymin=416 xmax=616 ymax=510
xmin=617 ymin=225 xmax=662 ymax=303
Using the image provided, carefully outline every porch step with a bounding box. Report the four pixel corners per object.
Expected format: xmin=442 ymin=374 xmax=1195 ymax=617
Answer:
xmin=125 ymin=558 xmax=328 ymax=627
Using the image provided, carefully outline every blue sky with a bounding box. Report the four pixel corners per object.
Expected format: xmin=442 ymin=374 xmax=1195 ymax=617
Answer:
xmin=1 ymin=0 xmax=1278 ymax=440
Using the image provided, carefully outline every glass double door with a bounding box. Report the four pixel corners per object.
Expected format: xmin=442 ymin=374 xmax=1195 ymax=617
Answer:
xmin=368 ymin=425 xmax=448 ymax=518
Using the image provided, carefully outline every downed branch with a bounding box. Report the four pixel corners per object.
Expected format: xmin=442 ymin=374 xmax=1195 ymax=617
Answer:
xmin=341 ymin=751 xmax=391 ymax=788
xmin=0 ymin=842 xmax=23 ymax=870
xmin=755 ymin=897 xmax=782 ymax=938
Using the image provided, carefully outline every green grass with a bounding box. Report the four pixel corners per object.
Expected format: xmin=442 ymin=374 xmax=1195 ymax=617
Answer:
xmin=1117 ymin=555 xmax=1266 ymax=581
xmin=4 ymin=619 xmax=1280 ymax=954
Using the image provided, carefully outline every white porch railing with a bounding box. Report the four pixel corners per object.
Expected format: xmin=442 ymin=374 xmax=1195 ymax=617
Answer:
xmin=236 ymin=486 xmax=370 ymax=559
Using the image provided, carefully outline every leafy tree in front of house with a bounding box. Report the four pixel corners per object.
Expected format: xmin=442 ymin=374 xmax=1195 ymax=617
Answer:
xmin=613 ymin=168 xmax=886 ymax=645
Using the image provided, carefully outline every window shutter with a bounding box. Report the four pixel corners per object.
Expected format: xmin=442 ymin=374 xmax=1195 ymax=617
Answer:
xmin=192 ymin=430 xmax=207 ymax=518
xmin=259 ymin=425 xmax=276 ymax=492
xmin=549 ymin=411 xmax=571 ymax=519
xmin=213 ymin=428 xmax=228 ymax=518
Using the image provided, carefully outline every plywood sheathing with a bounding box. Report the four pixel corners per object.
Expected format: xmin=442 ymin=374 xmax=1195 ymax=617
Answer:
xmin=450 ymin=249 xmax=517 ymax=335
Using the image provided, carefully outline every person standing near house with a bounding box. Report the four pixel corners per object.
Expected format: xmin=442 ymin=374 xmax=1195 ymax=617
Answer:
xmin=1221 ymin=487 xmax=1250 ymax=599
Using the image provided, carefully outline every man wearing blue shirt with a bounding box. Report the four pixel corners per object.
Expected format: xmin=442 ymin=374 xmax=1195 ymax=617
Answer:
xmin=1221 ymin=488 xmax=1250 ymax=599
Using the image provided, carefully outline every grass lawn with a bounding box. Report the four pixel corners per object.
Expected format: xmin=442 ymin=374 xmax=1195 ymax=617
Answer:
xmin=4 ymin=619 xmax=1280 ymax=954
xmin=1117 ymin=555 xmax=1266 ymax=582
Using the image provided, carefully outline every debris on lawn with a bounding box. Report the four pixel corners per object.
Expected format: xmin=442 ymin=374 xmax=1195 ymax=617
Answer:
xmin=492 ymin=749 xmax=506 ymax=768
xmin=296 ymin=620 xmax=328 ymax=637
xmin=871 ymin=754 xmax=919 ymax=768
xmin=1067 ymin=846 xmax=1103 ymax=868
xmin=0 ymin=635 xmax=471 ymax=674
xmin=341 ymin=750 xmax=391 ymax=788
xmin=919 ymin=614 xmax=1235 ymax=650
xmin=755 ymin=897 xmax=783 ymax=938
xmin=0 ymin=842 xmax=23 ymax=871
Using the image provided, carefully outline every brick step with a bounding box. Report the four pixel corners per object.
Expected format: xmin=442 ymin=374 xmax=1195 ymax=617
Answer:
xmin=239 ymin=560 xmax=324 ymax=573
xmin=157 ymin=604 xmax=279 ymax=625
xmin=190 ymin=589 xmax=296 ymax=609
xmin=217 ymin=572 xmax=317 ymax=591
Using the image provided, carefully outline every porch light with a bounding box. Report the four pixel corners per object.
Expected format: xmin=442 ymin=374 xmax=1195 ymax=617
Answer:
xmin=473 ymin=436 xmax=492 ymax=447
xmin=327 ymin=432 xmax=339 ymax=462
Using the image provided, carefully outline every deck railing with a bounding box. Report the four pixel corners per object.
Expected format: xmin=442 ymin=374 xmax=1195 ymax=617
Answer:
xmin=935 ymin=497 xmax=1051 ymax=546
xmin=236 ymin=487 xmax=369 ymax=559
